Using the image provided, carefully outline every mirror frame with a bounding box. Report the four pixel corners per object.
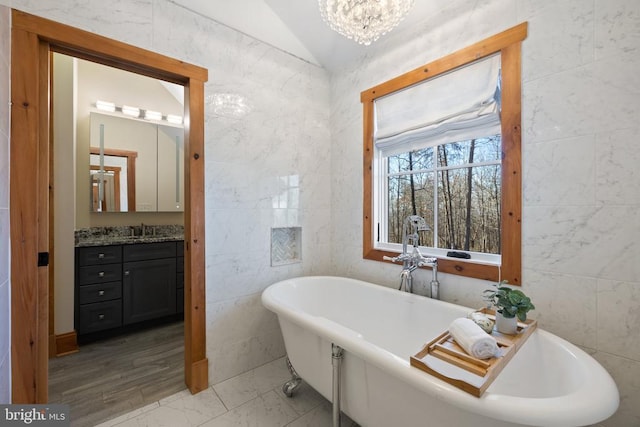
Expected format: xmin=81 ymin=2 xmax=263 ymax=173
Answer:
xmin=10 ymin=9 xmax=209 ymax=402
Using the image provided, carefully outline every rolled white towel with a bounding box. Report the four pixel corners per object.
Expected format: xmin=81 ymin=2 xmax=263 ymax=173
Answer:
xmin=449 ymin=317 xmax=499 ymax=360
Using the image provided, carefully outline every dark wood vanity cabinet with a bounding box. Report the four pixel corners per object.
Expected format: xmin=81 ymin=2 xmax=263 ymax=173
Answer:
xmin=76 ymin=245 xmax=123 ymax=334
xmin=122 ymin=242 xmax=176 ymax=325
xmin=75 ymin=240 xmax=183 ymax=337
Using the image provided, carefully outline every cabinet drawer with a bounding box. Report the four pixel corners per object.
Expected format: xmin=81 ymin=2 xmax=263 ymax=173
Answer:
xmin=123 ymin=242 xmax=176 ymax=262
xmin=78 ymin=281 xmax=122 ymax=305
xmin=78 ymin=264 xmax=122 ymax=285
xmin=78 ymin=300 xmax=122 ymax=334
xmin=78 ymin=245 xmax=122 ymax=266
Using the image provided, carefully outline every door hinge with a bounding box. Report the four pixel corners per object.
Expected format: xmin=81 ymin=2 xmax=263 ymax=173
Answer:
xmin=38 ymin=252 xmax=49 ymax=267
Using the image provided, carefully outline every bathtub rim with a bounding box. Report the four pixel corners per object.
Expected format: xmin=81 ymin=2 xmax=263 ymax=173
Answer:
xmin=262 ymin=275 xmax=619 ymax=427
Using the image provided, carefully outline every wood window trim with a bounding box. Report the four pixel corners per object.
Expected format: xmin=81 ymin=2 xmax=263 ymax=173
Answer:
xmin=90 ymin=147 xmax=137 ymax=210
xmin=10 ymin=9 xmax=208 ymax=403
xmin=361 ymin=23 xmax=527 ymax=285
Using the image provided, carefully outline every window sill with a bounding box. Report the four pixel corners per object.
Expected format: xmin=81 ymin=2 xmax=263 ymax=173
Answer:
xmin=364 ymin=247 xmax=500 ymax=282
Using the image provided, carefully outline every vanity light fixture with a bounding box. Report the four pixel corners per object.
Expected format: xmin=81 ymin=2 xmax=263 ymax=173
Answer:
xmin=96 ymin=99 xmax=116 ymax=113
xmin=166 ymin=114 xmax=183 ymax=125
xmin=318 ymin=0 xmax=414 ymax=45
xmin=94 ymin=100 xmax=184 ymax=125
xmin=121 ymin=105 xmax=140 ymax=117
xmin=144 ymin=110 xmax=162 ymax=121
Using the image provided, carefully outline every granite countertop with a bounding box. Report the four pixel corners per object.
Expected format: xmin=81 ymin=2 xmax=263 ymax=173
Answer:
xmin=75 ymin=225 xmax=184 ymax=247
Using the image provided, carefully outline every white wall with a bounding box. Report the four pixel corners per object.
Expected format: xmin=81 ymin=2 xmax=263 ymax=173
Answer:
xmin=330 ymin=1 xmax=640 ymax=426
xmin=0 ymin=4 xmax=11 ymax=404
xmin=52 ymin=54 xmax=76 ymax=336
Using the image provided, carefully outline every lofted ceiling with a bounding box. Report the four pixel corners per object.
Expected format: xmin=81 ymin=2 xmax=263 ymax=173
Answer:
xmin=170 ymin=0 xmax=441 ymax=72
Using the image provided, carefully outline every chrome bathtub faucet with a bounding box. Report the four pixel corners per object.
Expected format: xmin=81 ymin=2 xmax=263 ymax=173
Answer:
xmin=383 ymin=215 xmax=440 ymax=299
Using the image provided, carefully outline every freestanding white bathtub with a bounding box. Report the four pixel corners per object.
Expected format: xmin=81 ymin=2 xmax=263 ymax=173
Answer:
xmin=262 ymin=276 xmax=619 ymax=427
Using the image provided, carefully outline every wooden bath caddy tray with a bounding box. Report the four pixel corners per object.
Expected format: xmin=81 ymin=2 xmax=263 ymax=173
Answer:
xmin=410 ymin=308 xmax=537 ymax=397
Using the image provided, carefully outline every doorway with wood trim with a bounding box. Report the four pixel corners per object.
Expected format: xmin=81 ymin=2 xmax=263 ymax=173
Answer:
xmin=9 ymin=9 xmax=209 ymax=403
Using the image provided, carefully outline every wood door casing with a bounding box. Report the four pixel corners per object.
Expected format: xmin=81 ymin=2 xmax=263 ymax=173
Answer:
xmin=10 ymin=9 xmax=209 ymax=403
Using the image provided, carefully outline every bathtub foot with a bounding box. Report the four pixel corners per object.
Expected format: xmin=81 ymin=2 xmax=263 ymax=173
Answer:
xmin=332 ymin=344 xmax=344 ymax=427
xmin=282 ymin=356 xmax=302 ymax=398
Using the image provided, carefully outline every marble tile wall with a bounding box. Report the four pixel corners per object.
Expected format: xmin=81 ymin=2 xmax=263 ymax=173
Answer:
xmin=0 ymin=0 xmax=331 ymax=386
xmin=0 ymin=5 xmax=10 ymax=404
xmin=329 ymin=0 xmax=640 ymax=425
xmin=149 ymin=2 xmax=331 ymax=383
xmin=2 ymin=0 xmax=638 ymax=424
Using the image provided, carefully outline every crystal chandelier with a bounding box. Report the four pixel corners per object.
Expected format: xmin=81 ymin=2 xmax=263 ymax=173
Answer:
xmin=318 ymin=0 xmax=414 ymax=46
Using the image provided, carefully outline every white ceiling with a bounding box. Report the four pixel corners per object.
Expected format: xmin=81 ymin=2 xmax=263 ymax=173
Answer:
xmin=170 ymin=0 xmax=438 ymax=71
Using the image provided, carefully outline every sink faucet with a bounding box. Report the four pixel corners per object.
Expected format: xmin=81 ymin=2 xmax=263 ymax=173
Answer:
xmin=140 ymin=223 xmax=156 ymax=237
xmin=383 ymin=215 xmax=440 ymax=299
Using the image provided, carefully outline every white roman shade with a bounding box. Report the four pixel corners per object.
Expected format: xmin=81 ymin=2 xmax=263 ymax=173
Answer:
xmin=375 ymin=54 xmax=501 ymax=156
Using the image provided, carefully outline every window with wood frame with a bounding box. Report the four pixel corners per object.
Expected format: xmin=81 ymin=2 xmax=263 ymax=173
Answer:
xmin=361 ymin=23 xmax=527 ymax=285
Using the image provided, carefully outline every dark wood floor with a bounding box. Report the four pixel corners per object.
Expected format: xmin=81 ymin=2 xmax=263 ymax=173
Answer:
xmin=49 ymin=321 xmax=185 ymax=427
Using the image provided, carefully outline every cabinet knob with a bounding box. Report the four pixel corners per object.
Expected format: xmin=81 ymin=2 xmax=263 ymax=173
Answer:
xmin=98 ymin=253 xmax=105 ymax=259
xmin=98 ymin=271 xmax=105 ymax=278
xmin=98 ymin=290 xmax=105 ymax=296
xmin=124 ymin=271 xmax=130 ymax=276
xmin=98 ymin=314 xmax=105 ymax=320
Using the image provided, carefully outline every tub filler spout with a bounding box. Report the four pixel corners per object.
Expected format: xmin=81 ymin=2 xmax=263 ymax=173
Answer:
xmin=384 ymin=215 xmax=440 ymax=298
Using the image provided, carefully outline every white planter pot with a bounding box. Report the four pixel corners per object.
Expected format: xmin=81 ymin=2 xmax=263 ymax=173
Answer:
xmin=495 ymin=311 xmax=518 ymax=334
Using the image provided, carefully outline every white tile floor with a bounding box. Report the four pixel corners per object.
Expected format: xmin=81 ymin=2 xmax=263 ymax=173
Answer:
xmin=95 ymin=357 xmax=358 ymax=427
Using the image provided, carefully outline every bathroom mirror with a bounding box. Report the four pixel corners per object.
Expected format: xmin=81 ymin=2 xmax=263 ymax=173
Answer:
xmin=89 ymin=112 xmax=184 ymax=212
xmin=157 ymin=124 xmax=185 ymax=212
xmin=69 ymin=53 xmax=185 ymax=214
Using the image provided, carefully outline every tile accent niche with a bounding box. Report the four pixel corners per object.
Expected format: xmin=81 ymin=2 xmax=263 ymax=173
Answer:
xmin=271 ymin=227 xmax=302 ymax=266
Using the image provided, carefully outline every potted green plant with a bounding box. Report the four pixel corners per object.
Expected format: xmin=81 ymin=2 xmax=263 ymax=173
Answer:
xmin=483 ymin=281 xmax=535 ymax=334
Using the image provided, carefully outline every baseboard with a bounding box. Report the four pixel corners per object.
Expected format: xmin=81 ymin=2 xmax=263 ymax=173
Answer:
xmin=187 ymin=358 xmax=209 ymax=394
xmin=55 ymin=331 xmax=79 ymax=357
xmin=48 ymin=334 xmax=57 ymax=359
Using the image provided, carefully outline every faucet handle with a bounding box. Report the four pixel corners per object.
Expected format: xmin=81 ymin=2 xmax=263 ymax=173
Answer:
xmin=383 ymin=253 xmax=411 ymax=263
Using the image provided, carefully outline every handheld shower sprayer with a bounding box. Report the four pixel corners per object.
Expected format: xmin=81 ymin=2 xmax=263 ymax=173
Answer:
xmin=402 ymin=215 xmax=430 ymax=254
